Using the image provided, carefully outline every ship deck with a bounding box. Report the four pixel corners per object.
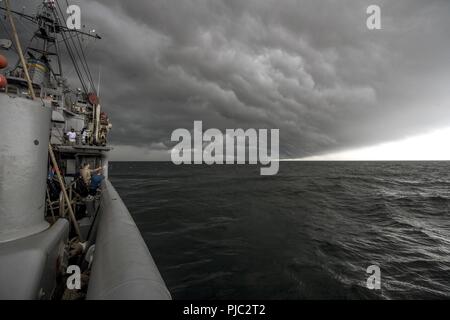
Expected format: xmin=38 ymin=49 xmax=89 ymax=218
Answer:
xmin=54 ymin=145 xmax=112 ymax=155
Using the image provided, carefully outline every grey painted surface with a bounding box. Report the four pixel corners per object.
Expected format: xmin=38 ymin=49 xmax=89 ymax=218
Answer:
xmin=0 ymin=219 xmax=69 ymax=299
xmin=87 ymin=180 xmax=171 ymax=300
xmin=0 ymin=95 xmax=51 ymax=242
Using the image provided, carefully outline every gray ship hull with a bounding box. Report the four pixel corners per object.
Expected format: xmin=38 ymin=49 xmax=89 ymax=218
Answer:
xmin=0 ymin=94 xmax=170 ymax=300
xmin=0 ymin=178 xmax=171 ymax=300
xmin=87 ymin=180 xmax=171 ymax=300
xmin=0 ymin=1 xmax=170 ymax=299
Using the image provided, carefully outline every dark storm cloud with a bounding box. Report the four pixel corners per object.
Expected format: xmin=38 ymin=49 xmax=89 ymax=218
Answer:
xmin=2 ymin=0 xmax=450 ymax=159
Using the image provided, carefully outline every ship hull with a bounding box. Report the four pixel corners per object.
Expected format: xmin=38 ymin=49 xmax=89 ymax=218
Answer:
xmin=86 ymin=179 xmax=171 ymax=300
xmin=0 ymin=177 xmax=171 ymax=300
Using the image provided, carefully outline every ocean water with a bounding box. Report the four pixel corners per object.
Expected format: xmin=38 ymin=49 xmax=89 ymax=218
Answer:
xmin=109 ymin=161 xmax=450 ymax=300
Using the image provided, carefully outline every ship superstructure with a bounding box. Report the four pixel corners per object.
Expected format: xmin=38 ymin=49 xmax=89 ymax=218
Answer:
xmin=0 ymin=0 xmax=170 ymax=300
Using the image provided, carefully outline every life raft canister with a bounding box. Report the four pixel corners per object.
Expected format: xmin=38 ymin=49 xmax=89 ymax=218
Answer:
xmin=0 ymin=54 xmax=8 ymax=69
xmin=0 ymin=74 xmax=7 ymax=88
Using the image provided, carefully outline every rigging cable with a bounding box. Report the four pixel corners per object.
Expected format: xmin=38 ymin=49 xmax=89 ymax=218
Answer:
xmin=64 ymin=0 xmax=97 ymax=94
xmin=56 ymin=1 xmax=96 ymax=94
xmin=51 ymin=5 xmax=88 ymax=93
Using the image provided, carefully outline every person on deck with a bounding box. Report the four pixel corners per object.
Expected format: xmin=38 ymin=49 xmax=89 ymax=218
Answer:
xmin=81 ymin=127 xmax=88 ymax=145
xmin=66 ymin=128 xmax=77 ymax=145
xmin=89 ymin=170 xmax=105 ymax=195
xmin=80 ymin=163 xmax=103 ymax=186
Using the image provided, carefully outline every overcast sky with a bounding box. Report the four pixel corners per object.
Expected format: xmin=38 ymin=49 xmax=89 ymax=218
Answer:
xmin=2 ymin=0 xmax=450 ymax=160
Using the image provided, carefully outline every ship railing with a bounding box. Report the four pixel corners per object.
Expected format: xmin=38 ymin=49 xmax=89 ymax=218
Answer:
xmin=3 ymin=76 xmax=42 ymax=98
xmin=45 ymin=175 xmax=101 ymax=225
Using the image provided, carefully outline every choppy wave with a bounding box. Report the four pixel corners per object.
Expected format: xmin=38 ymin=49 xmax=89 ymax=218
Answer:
xmin=110 ymin=161 xmax=450 ymax=299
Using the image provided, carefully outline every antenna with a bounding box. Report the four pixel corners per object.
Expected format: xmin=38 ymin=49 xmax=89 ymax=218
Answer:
xmin=97 ymin=64 xmax=101 ymax=96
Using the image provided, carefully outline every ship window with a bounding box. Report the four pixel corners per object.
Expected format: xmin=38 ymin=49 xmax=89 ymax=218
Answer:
xmin=66 ymin=159 xmax=76 ymax=175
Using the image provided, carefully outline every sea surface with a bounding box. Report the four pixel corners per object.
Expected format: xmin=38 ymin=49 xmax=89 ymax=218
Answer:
xmin=109 ymin=161 xmax=450 ymax=299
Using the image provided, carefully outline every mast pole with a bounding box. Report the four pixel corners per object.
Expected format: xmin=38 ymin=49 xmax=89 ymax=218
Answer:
xmin=4 ymin=0 xmax=36 ymax=99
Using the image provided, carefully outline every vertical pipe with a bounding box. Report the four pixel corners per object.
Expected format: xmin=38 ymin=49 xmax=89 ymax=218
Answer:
xmin=94 ymin=103 xmax=101 ymax=144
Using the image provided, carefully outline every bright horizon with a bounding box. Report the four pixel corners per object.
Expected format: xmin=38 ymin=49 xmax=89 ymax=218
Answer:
xmin=110 ymin=126 xmax=450 ymax=162
xmin=295 ymin=127 xmax=450 ymax=161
